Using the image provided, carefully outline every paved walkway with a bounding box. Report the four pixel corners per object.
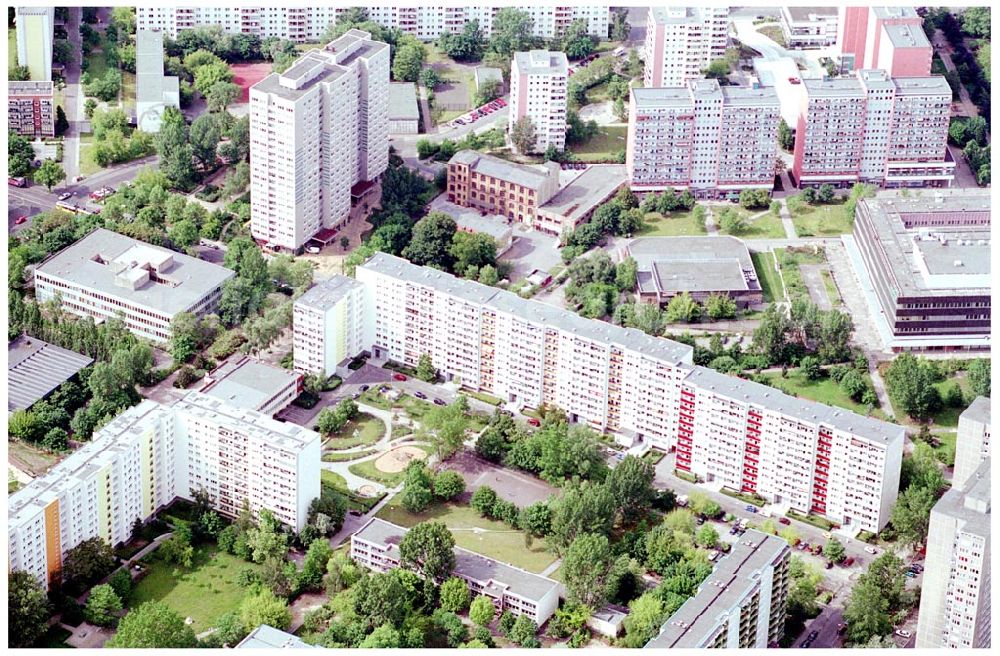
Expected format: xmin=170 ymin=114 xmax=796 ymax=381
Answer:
xmin=777 ymin=198 xmax=798 ymax=239
xmin=933 ymin=29 xmax=987 ymax=126
xmin=540 ymin=558 xmax=562 ymax=578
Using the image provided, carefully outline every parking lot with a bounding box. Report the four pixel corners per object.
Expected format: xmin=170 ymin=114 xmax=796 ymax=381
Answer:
xmin=448 ymin=97 xmax=508 ymax=129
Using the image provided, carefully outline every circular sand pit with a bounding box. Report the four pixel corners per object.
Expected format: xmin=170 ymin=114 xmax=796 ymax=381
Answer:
xmin=374 ymin=446 xmax=427 ymax=473
xmin=357 ymin=484 xmax=378 ymax=497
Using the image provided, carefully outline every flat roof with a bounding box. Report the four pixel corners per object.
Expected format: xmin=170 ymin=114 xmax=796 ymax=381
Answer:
xmin=646 ymin=530 xmax=789 ymax=648
xmin=236 ymin=625 xmax=317 ymax=649
xmin=883 ymin=23 xmax=931 ymax=49
xmin=174 ymin=391 xmax=320 ymax=452
xmin=804 ymin=77 xmax=865 ymax=99
xmin=892 ymin=75 xmax=952 ymax=96
xmin=294 ymin=275 xmax=364 ymax=312
xmin=430 ymin=199 xmax=513 ymax=241
xmin=354 ymin=519 xmax=561 ymax=602
xmin=8 ymin=80 xmax=53 ymax=96
xmin=8 ymin=336 xmax=94 ymax=413
xmin=539 ymin=165 xmax=628 ymax=223
xmin=361 ymin=253 xmax=695 ymax=365
xmin=632 ymin=86 xmax=694 ymax=109
xmin=35 ymin=228 xmax=234 ymax=315
xmin=136 ymin=29 xmax=176 ymax=104
xmin=915 ymin=237 xmax=990 ymax=275
xmin=388 ymin=82 xmax=419 ymax=121
xmin=682 ymin=366 xmax=904 ymax=445
xmin=961 ymin=396 xmax=991 ymax=426
xmin=649 ymin=6 xmax=723 ymax=25
xmin=513 ymin=50 xmax=568 ymax=76
xmin=931 ymin=458 xmax=990 ymax=537
xmin=784 ymin=6 xmax=839 ymax=21
xmin=200 ymin=356 xmax=300 ymax=412
xmin=475 ymin=66 xmax=503 ymax=87
xmin=449 ymin=150 xmax=558 ymax=191
xmin=652 ymin=259 xmax=749 ymax=293
xmin=871 ymin=6 xmax=921 ymax=20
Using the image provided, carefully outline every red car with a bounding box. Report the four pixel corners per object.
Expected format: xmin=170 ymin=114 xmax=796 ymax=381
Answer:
xmin=778 ymin=517 xmax=791 ymax=525
xmin=527 ymin=417 xmax=541 ymax=427
xmin=843 ymin=557 xmax=855 ymax=567
xmin=393 ymin=373 xmax=407 ymax=382
xmin=788 ymin=77 xmax=801 ymax=84
xmin=14 ymin=216 xmax=28 ymax=224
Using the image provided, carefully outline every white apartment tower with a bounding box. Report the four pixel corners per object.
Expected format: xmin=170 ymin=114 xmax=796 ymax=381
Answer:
xmin=627 ymin=81 xmax=780 ymax=197
xmin=954 ymin=397 xmax=991 ymax=489
xmin=644 ymin=6 xmax=729 ymax=88
xmin=509 ymin=50 xmax=569 ymax=153
xmin=917 ymin=458 xmax=991 ymax=649
xmin=15 ymin=7 xmax=54 ymax=81
xmin=293 ymin=275 xmax=367 ymax=377
xmin=250 ymin=30 xmax=389 ymax=252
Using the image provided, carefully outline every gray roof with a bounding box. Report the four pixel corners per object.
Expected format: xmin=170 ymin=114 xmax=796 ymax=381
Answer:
xmin=295 ymin=275 xmax=364 ymax=312
xmin=449 ymin=150 xmax=558 ymax=191
xmin=892 ymin=75 xmax=951 ymax=96
xmin=961 ymin=396 xmax=991 ymax=426
xmin=8 ymin=80 xmax=53 ymax=97
xmin=882 ymin=23 xmax=931 ymax=49
xmin=136 ymin=29 xmax=171 ymax=104
xmin=720 ymin=85 xmax=780 ymax=107
xmin=539 ymin=165 xmax=628 ymax=224
xmin=631 ymin=86 xmax=694 ymax=109
xmin=682 ymin=366 xmax=904 ymax=445
xmin=646 ymin=530 xmax=789 ymax=648
xmin=804 ymin=77 xmax=866 ymax=99
xmin=871 ymin=6 xmax=921 ymax=20
xmin=200 ymin=356 xmax=301 ymax=412
xmin=512 ymin=50 xmax=568 ymax=76
xmin=174 ymin=391 xmax=319 ymax=451
xmin=784 ymin=6 xmax=839 ymax=21
xmin=236 ymin=625 xmax=317 ymax=649
xmin=931 ymin=458 xmax=990 ymax=537
xmin=475 ymin=66 xmax=503 ymax=88
xmin=360 ymin=253 xmax=694 ymax=364
xmin=354 ymin=519 xmax=561 ymax=602
xmin=651 ymin=259 xmax=750 ymax=293
xmin=628 ymin=237 xmax=758 ymax=294
xmin=649 ymin=6 xmax=722 ymax=25
xmin=388 ymin=82 xmax=419 ymax=121
xmin=8 ymin=336 xmax=93 ymax=413
xmin=431 ymin=200 xmax=513 ymax=241
xmin=35 ymin=229 xmax=234 ymax=315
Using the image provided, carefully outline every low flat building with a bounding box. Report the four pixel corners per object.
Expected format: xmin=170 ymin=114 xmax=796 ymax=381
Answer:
xmin=388 ymin=82 xmax=419 ymax=134
xmin=8 ymin=336 xmax=93 ymax=414
xmin=199 ymin=355 xmax=302 ymax=416
xmin=135 ymin=29 xmax=179 ymax=133
xmin=646 ymin=530 xmax=791 ymax=648
xmin=535 ymin=165 xmax=628 ymax=236
xmin=8 ymin=80 xmax=55 ymax=137
xmin=588 ymin=605 xmax=628 ymax=638
xmin=624 ymin=236 xmax=762 ymax=308
xmin=430 ymin=198 xmax=514 ymax=254
xmin=916 ymin=458 xmax=991 ymax=649
xmin=780 ymin=7 xmax=840 ymax=48
xmin=848 ymin=189 xmax=990 ymax=352
xmin=352 ymin=518 xmax=561 ymax=625
xmin=474 ymin=66 xmax=504 ymax=92
xmin=33 ymin=229 xmax=235 ymax=343
xmin=447 ymin=150 xmax=560 ymax=226
xmin=237 ymin=625 xmax=318 ymax=649
xmin=293 ymin=275 xmax=367 ymax=377
xmin=954 ymin=397 xmax=991 ymax=490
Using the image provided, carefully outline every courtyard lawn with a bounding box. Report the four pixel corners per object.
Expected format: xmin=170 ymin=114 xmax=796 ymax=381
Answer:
xmin=122 ymin=71 xmax=136 ymax=114
xmin=739 ymin=210 xmax=788 ymax=239
xmin=358 ymin=388 xmax=392 ymax=410
xmin=8 ymin=29 xmax=16 ymax=69
xmin=882 ymin=368 xmax=972 ymax=429
xmin=348 ymin=444 xmax=433 ymax=486
xmin=821 ymin=269 xmax=842 ymax=307
xmin=775 ymin=247 xmax=827 ymax=301
xmin=788 ymin=199 xmax=853 ymax=237
xmin=750 ymin=251 xmax=784 ymax=303
xmin=322 ymin=448 xmax=376 ymax=463
xmin=8 ymin=441 xmax=62 ymax=477
xmin=376 ymin=495 xmax=558 ymax=574
xmin=638 ymin=210 xmax=707 ymax=237
xmin=570 ymin=126 xmax=627 ymax=162
xmin=323 ymin=412 xmax=384 ymax=450
xmin=760 ymin=369 xmax=886 ymax=419
xmin=78 ymin=134 xmax=103 ymax=176
xmin=129 ymin=545 xmax=262 ymax=633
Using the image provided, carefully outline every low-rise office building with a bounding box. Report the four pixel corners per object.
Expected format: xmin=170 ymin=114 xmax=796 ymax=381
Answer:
xmin=848 ymin=189 xmax=990 ymax=351
xmin=780 ymin=7 xmax=840 ymax=48
xmin=8 ymin=336 xmax=93 ymax=414
xmin=646 ymin=530 xmax=791 ymax=648
xmin=8 ymin=392 xmax=321 ymax=590
xmin=237 ymin=625 xmax=317 ymax=649
xmin=535 ymin=165 xmax=628 ymax=236
xmin=388 ymin=82 xmax=419 ymax=134
xmin=293 ymin=275 xmax=367 ymax=377
xmin=352 ymin=518 xmax=561 ymax=625
xmin=954 ymin=397 xmax=991 ymax=490
xmin=446 ymin=151 xmax=560 ymax=226
xmin=8 ymin=80 xmax=55 ymax=137
xmin=33 ymin=229 xmax=234 ymax=343
xmin=199 ymin=355 xmax=302 ymax=416
xmin=624 ymin=236 xmax=762 ymax=308
xmin=916 ymin=458 xmax=991 ymax=649
xmin=430 ymin=198 xmax=515 ymax=255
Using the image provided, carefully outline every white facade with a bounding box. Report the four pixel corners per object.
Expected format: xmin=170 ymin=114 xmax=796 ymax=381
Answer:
xmin=15 ymin=7 xmax=54 ymax=81
xmin=780 ymin=7 xmax=840 ymax=48
xmin=954 ymin=397 xmax=991 ymax=489
xmin=8 ymin=393 xmax=321 ymax=590
xmin=136 ymin=29 xmax=180 ymax=133
xmin=644 ymin=6 xmax=729 ymax=88
xmin=250 ymin=30 xmax=389 ymax=251
xmin=509 ymin=50 xmax=569 ymax=153
xmin=293 ymin=275 xmax=367 ymax=377
xmin=916 ymin=459 xmax=991 ymax=649
xmin=137 ymin=6 xmax=609 ymax=42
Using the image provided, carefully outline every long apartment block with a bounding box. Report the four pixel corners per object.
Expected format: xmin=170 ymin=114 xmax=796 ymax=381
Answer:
xmin=137 ymin=6 xmax=609 ymax=42
xmin=509 ymin=50 xmax=569 ymax=153
xmin=8 ymin=80 xmax=55 ymax=138
xmin=644 ymin=6 xmax=729 ymax=87
xmin=341 ymin=253 xmax=904 ymax=532
xmin=792 ymin=69 xmax=954 ymax=188
xmin=645 ymin=530 xmax=791 ymax=648
xmin=8 ymin=393 xmax=321 ymax=590
xmin=33 ymin=228 xmax=234 ymax=343
xmin=351 ymin=518 xmax=561 ymax=625
xmin=627 ymin=80 xmax=780 ymax=197
xmin=250 ymin=29 xmax=389 ymax=251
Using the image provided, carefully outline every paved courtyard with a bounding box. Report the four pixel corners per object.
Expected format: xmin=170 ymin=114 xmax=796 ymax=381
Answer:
xmin=439 ymin=451 xmax=557 ymax=507
xmin=499 ymin=226 xmax=562 ymax=281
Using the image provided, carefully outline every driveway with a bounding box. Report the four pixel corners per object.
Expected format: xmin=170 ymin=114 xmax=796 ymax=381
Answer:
xmin=498 ymin=226 xmax=562 ymax=281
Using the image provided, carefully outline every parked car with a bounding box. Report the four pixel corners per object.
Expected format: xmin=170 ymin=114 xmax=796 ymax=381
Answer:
xmin=778 ymin=517 xmax=791 ymax=525
xmin=527 ymin=417 xmax=541 ymax=427
xmin=822 ymin=531 xmax=832 ymax=539
xmin=15 ymin=216 xmax=28 ymax=224
xmin=797 ymin=542 xmax=808 ymax=551
xmin=789 ymin=77 xmax=801 ymax=84
xmin=359 ymin=385 xmax=370 ymax=392
xmin=392 ymin=373 xmax=407 ymax=381
xmin=8 ymin=176 xmax=27 ymax=187
xmin=895 ymin=630 xmax=911 ymax=639
xmin=811 ymin=544 xmax=823 ymax=555
xmin=808 ymin=631 xmax=819 ymax=641
xmin=433 ymin=398 xmax=447 ymax=406
xmin=58 ymin=192 xmax=73 ymax=201
xmin=745 ymin=504 xmax=758 ymax=513
xmin=837 ymin=623 xmax=848 ymax=636
xmin=695 ymin=516 xmax=705 ymax=525
xmin=905 ymin=570 xmax=917 ymax=578
xmin=824 ymin=561 xmax=833 ymax=569
xmin=306 ymin=246 xmax=321 ymax=254
xmin=910 ymin=563 xmax=924 ymax=573
xmin=843 ymin=557 xmax=855 ymax=567
xmin=414 ymin=391 xmax=427 ymax=399
xmin=864 ymin=546 xmax=879 ymax=555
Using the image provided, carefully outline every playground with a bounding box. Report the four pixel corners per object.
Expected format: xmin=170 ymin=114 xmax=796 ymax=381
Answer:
xmin=230 ymin=61 xmax=272 ymax=103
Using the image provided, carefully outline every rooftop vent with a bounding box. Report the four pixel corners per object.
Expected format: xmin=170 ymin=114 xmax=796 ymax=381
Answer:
xmin=954 ymin=260 xmax=963 ymax=267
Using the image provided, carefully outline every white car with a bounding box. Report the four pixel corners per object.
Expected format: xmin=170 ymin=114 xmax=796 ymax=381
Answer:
xmin=864 ymin=546 xmax=879 ymax=555
xmin=306 ymin=246 xmax=321 ymax=254
xmin=822 ymin=531 xmax=832 ymax=539
xmin=895 ymin=630 xmax=912 ymax=639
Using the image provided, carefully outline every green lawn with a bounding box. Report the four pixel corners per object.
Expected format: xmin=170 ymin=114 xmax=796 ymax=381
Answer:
xmin=376 ymin=495 xmax=558 ymax=574
xmin=789 ymin=199 xmax=853 ymax=237
xmin=83 ymin=44 xmax=110 ymax=82
xmin=750 ymin=251 xmax=784 ymax=303
xmin=8 ymin=29 xmax=16 ymax=70
xmin=820 ymin=269 xmax=842 ymax=307
xmin=323 ymin=412 xmax=385 ymax=450
xmin=882 ymin=370 xmax=971 ymax=429
xmin=570 ymin=126 xmax=627 ymax=162
xmin=760 ymin=369 xmax=886 ymax=418
xmin=348 ymin=444 xmax=433 ymax=486
xmin=78 ymin=134 xmax=103 ymax=176
xmin=739 ymin=210 xmax=788 ymax=239
xmin=775 ymin=247 xmax=827 ymax=301
xmin=358 ymin=388 xmax=392 ymax=410
xmin=322 ymin=448 xmax=376 ymax=463
xmin=638 ymin=210 xmax=707 ymax=236
xmin=129 ymin=545 xmax=261 ymax=632
xmin=8 ymin=469 xmax=22 ymax=495
xmin=8 ymin=441 xmax=62 ymax=477
xmin=122 ymin=71 xmax=136 ymax=113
